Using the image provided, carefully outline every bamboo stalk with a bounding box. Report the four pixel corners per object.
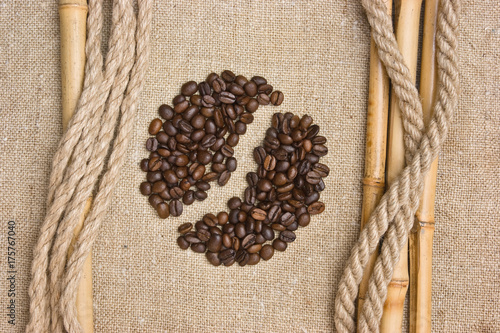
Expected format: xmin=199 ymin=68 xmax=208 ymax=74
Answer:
xmin=381 ymin=0 xmax=423 ymax=332
xmin=409 ymin=0 xmax=439 ymax=332
xmin=59 ymin=1 xmax=93 ymax=332
xmin=357 ymin=1 xmax=393 ymax=328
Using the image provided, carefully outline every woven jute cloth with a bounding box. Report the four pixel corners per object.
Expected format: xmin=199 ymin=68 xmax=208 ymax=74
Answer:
xmin=1 ymin=1 xmax=498 ymax=332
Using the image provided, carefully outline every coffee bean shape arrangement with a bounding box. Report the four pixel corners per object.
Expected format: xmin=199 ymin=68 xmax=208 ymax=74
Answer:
xmin=177 ymin=112 xmax=329 ymax=266
xmin=140 ymin=71 xmax=284 ymax=218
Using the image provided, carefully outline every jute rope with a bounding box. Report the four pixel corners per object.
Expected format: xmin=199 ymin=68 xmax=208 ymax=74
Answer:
xmin=334 ymin=0 xmax=460 ymax=332
xmin=27 ymin=0 xmax=152 ymax=332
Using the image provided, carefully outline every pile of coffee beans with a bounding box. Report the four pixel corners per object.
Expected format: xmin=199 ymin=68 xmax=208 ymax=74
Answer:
xmin=140 ymin=71 xmax=283 ymax=218
xmin=177 ymin=112 xmax=329 ymax=266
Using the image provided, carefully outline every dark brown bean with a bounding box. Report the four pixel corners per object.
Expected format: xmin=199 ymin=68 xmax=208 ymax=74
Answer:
xmin=270 ymin=91 xmax=284 ymax=106
xmin=272 ymin=239 xmax=287 ymax=251
xmin=146 ymin=137 xmax=158 ymax=151
xmin=181 ymin=81 xmax=198 ymax=96
xmin=159 ymin=104 xmax=174 ymax=120
xmin=140 ymin=182 xmax=152 ymax=196
xmin=257 ymin=93 xmax=270 ymax=105
xmin=177 ymin=236 xmax=189 ymax=250
xmin=280 ymin=230 xmax=296 ymax=242
xmin=178 ymin=222 xmax=193 ymax=234
xmin=191 ymin=243 xmax=206 ymax=253
xmin=169 ymin=200 xmax=183 ymax=217
xmin=206 ymin=251 xmax=221 ymax=266
xmin=247 ymin=253 xmax=261 ymax=265
xmin=245 ymin=98 xmax=259 ymax=113
xmin=260 ymin=244 xmax=274 ymax=260
xmin=308 ymin=201 xmax=325 ymax=215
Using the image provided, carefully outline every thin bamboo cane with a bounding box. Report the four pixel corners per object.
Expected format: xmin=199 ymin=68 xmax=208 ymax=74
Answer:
xmin=409 ymin=0 xmax=439 ymax=332
xmin=381 ymin=0 xmax=423 ymax=332
xmin=59 ymin=1 xmax=93 ymax=332
xmin=357 ymin=1 xmax=393 ymax=328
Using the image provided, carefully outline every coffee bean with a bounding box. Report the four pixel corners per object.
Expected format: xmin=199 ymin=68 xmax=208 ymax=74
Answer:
xmin=251 ymin=76 xmax=267 ymax=85
xmin=305 ymin=171 xmax=321 ymax=185
xmin=263 ymin=155 xmax=276 ymax=171
xmin=279 ymin=230 xmax=296 ymax=243
xmin=177 ymin=236 xmax=189 ymax=250
xmin=272 ymin=239 xmax=287 ymax=251
xmin=159 ymin=104 xmax=174 ymax=120
xmin=281 ymin=212 xmax=295 ymax=227
xmin=203 ymin=213 xmax=218 ymax=227
xmin=147 ymin=171 xmax=162 ymax=183
xmin=312 ymin=144 xmax=328 ymax=157
xmin=197 ymin=229 xmax=211 ymax=242
xmin=257 ymin=93 xmax=270 ymax=105
xmin=156 ymin=202 xmax=170 ymax=219
xmin=251 ymin=208 xmax=267 ymax=221
xmin=260 ymin=244 xmax=274 ymax=260
xmin=146 ymin=137 xmax=158 ymax=151
xmin=247 ymin=244 xmax=262 ymax=254
xmin=202 ymin=172 xmax=218 ymax=182
xmin=221 ymin=70 xmax=236 ymax=82
xmin=194 ymin=190 xmax=208 ymax=201
xmin=244 ymin=186 xmax=256 ymax=205
xmin=220 ymin=144 xmax=234 ymax=157
xmin=140 ymin=182 xmax=152 ymax=196
xmin=206 ymin=251 xmax=221 ymax=266
xmin=178 ymin=222 xmax=193 ymax=234
xmin=270 ymin=91 xmax=284 ymax=106
xmin=219 ymin=91 xmax=236 ymax=104
xmin=181 ymin=81 xmax=198 ymax=96
xmin=247 ymin=253 xmax=261 ymax=265
xmin=217 ymin=211 xmax=229 ymax=225
xmin=185 ymin=234 xmax=202 ymax=247
xmin=149 ymin=118 xmax=163 ymax=135
xmin=245 ymin=99 xmax=259 ymax=113
xmin=152 ymin=180 xmax=167 ymax=193
xmin=169 ymin=200 xmax=183 ymax=217
xmin=191 ymin=243 xmax=206 ymax=253
xmin=242 ymin=234 xmax=256 ymax=249
xmin=307 ymin=201 xmax=325 ymax=215
xmin=226 ymin=157 xmax=237 ymax=172
xmin=219 ymin=249 xmax=236 ymax=265
xmin=218 ymin=170 xmax=231 ymax=186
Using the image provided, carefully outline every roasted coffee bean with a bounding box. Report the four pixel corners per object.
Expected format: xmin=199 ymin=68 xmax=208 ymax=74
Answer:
xmin=159 ymin=104 xmax=174 ymax=120
xmin=221 ymin=70 xmax=236 ymax=82
xmin=247 ymin=253 xmax=261 ymax=265
xmin=170 ymin=187 xmax=184 ymax=200
xmin=263 ymin=155 xmax=276 ymax=171
xmin=177 ymin=223 xmax=193 ymax=235
xmin=206 ymin=234 xmax=222 ymax=253
xmin=206 ymin=251 xmax=221 ymax=266
xmin=242 ymin=234 xmax=256 ymax=249
xmin=146 ymin=137 xmax=158 ymax=151
xmin=247 ymin=244 xmax=262 ymax=254
xmin=140 ymin=182 xmax=152 ymax=196
xmin=251 ymin=208 xmax=267 ymax=221
xmin=220 ymin=144 xmax=234 ymax=157
xmin=147 ymin=171 xmax=162 ymax=183
xmin=253 ymin=147 xmax=266 ymax=164
xmin=244 ymin=186 xmax=256 ymax=205
xmin=219 ymin=91 xmax=236 ymax=104
xmin=260 ymin=244 xmax=274 ymax=260
xmin=156 ymin=202 xmax=170 ymax=219
xmin=279 ymin=230 xmax=296 ymax=243
xmin=272 ymin=223 xmax=287 ymax=231
xmin=270 ymin=91 xmax=284 ymax=106
xmin=217 ymin=211 xmax=229 ymax=225
xmin=202 ymin=172 xmax=218 ymax=182
xmin=261 ymin=225 xmax=275 ymax=240
xmin=197 ymin=229 xmax=211 ymax=242
xmin=306 ymin=170 xmax=321 ymax=185
xmin=226 ymin=133 xmax=239 ymax=147
xmin=272 ymin=239 xmax=287 ymax=251
xmin=201 ymin=213 xmax=217 ymax=227
xmin=149 ymin=118 xmax=163 ymax=135
xmin=226 ymin=157 xmax=237 ymax=172
xmin=219 ymin=249 xmax=236 ymax=266
xmin=227 ymin=197 xmax=241 ymax=210
xmin=169 ymin=200 xmax=183 ymax=217
xmin=152 ymin=180 xmax=167 ymax=193
xmin=182 ymin=190 xmax=195 ymax=205
xmin=257 ymin=93 xmax=270 ymax=105
xmin=177 ymin=236 xmax=190 ymax=250
xmin=218 ymin=170 xmax=231 ymax=186
xmin=246 ymin=172 xmax=259 ymax=187
xmin=258 ymin=83 xmax=273 ymax=94
xmin=281 ymin=212 xmax=295 ymax=227
xmin=308 ymin=201 xmax=325 ymax=215
xmin=257 ymin=179 xmax=272 ymax=192
xmin=251 ymin=76 xmax=267 ymax=85
xmin=191 ymin=243 xmax=206 ymax=253
xmin=243 ymin=81 xmax=258 ymax=97
xmin=267 ymin=205 xmax=281 ymax=223
xmin=194 ymin=190 xmax=208 ymax=201
xmin=181 ymin=80 xmax=198 ymax=96
xmin=312 ymin=144 xmax=328 ymax=157
xmin=245 ymin=98 xmax=259 ymax=113
xmin=197 ymin=150 xmax=213 ymax=165
xmin=255 ymin=234 xmax=266 ymax=244
xmin=211 ymin=162 xmax=226 ymax=174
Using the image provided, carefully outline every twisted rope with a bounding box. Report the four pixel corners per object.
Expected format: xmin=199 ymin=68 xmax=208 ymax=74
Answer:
xmin=27 ymin=0 xmax=152 ymax=332
xmin=334 ymin=0 xmax=460 ymax=332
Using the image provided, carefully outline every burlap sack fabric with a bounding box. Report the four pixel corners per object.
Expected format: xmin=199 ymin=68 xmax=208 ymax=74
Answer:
xmin=0 ymin=0 xmax=498 ymax=332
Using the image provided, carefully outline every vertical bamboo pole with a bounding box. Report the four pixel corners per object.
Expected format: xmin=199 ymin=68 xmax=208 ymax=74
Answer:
xmin=409 ymin=0 xmax=439 ymax=332
xmin=381 ymin=0 xmax=423 ymax=332
xmin=357 ymin=1 xmax=393 ymax=328
xmin=59 ymin=1 xmax=94 ymax=332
